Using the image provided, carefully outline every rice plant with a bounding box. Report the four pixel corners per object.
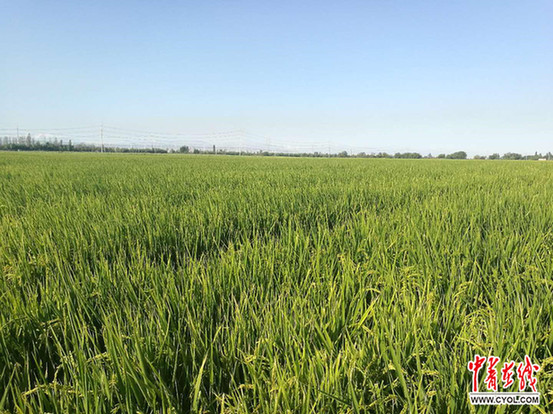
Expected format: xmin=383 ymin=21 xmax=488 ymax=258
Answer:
xmin=1 ymin=152 xmax=552 ymax=413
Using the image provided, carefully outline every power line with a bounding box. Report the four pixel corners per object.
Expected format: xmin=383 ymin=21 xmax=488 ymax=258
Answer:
xmin=0 ymin=125 xmax=397 ymax=155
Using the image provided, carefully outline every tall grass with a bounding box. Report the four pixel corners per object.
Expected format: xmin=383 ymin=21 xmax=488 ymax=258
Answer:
xmin=0 ymin=152 xmax=552 ymax=413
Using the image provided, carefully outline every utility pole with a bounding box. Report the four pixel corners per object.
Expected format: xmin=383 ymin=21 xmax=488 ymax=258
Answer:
xmin=100 ymin=125 xmax=104 ymax=153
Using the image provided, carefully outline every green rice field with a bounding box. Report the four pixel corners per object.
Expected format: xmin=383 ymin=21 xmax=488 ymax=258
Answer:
xmin=1 ymin=152 xmax=552 ymax=413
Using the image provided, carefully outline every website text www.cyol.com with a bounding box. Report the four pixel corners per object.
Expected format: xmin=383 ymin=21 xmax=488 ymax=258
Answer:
xmin=469 ymin=392 xmax=540 ymax=405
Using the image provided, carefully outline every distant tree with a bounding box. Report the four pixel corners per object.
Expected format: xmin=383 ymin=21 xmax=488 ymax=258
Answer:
xmin=357 ymin=152 xmax=366 ymax=158
xmin=338 ymin=151 xmax=348 ymax=157
xmin=437 ymin=154 xmax=446 ymax=159
xmin=502 ymin=152 xmax=522 ymax=160
xmin=473 ymin=155 xmax=486 ymax=160
xmin=179 ymin=145 xmax=189 ymax=153
xmin=446 ymin=151 xmax=467 ymax=159
xmin=488 ymin=153 xmax=500 ymax=160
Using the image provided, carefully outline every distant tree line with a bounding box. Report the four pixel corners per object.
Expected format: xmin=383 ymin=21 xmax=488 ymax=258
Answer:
xmin=2 ymin=135 xmax=551 ymax=160
xmin=471 ymin=152 xmax=553 ymax=160
xmin=0 ymin=135 xmax=168 ymax=153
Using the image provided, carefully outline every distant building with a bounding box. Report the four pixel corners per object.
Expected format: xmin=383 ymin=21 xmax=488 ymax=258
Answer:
xmin=538 ymin=158 xmax=547 ymax=161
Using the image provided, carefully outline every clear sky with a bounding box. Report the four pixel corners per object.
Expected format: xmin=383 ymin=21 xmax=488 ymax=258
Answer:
xmin=1 ymin=0 xmax=552 ymax=154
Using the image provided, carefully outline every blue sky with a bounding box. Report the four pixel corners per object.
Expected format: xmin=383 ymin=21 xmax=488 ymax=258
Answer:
xmin=1 ymin=0 xmax=552 ymax=154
